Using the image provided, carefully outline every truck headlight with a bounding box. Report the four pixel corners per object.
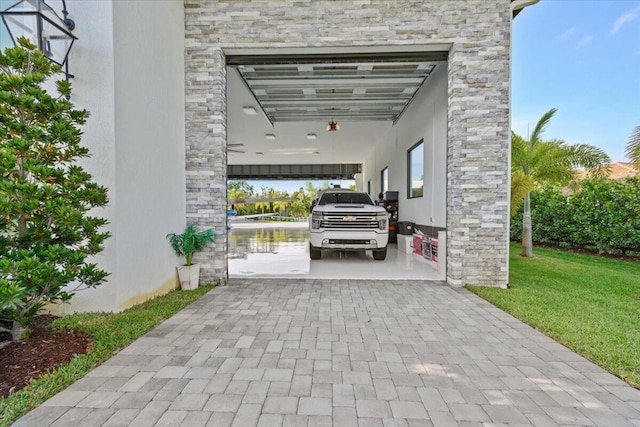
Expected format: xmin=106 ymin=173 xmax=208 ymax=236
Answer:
xmin=377 ymin=213 xmax=388 ymax=230
xmin=311 ymin=213 xmax=322 ymax=229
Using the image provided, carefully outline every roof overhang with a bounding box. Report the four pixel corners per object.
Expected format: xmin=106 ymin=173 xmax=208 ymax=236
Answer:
xmin=512 ymin=0 xmax=540 ymax=18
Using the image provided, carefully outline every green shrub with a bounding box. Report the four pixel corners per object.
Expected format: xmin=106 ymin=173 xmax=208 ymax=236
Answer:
xmin=510 ymin=177 xmax=640 ymax=256
xmin=0 ymin=39 xmax=110 ymax=341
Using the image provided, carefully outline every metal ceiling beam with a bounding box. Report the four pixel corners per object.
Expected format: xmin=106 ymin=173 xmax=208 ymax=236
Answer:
xmin=242 ymin=61 xmax=435 ymax=69
xmin=259 ymin=92 xmax=412 ymax=99
xmin=267 ymin=114 xmax=397 ymax=121
xmin=260 ymin=98 xmax=409 ymax=106
xmin=246 ymin=77 xmax=426 ymax=86
xmin=228 ymin=163 xmax=363 ymax=180
xmin=226 ymin=51 xmax=448 ymax=66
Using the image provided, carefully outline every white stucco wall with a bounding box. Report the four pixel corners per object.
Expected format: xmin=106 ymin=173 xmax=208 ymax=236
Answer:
xmin=111 ymin=0 xmax=186 ymax=309
xmin=54 ymin=0 xmax=186 ymax=312
xmin=364 ymin=62 xmax=448 ymax=229
xmin=58 ymin=0 xmax=119 ymax=312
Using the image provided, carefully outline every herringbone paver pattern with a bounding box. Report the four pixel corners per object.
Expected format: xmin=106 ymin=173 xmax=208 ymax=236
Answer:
xmin=14 ymin=279 xmax=640 ymax=426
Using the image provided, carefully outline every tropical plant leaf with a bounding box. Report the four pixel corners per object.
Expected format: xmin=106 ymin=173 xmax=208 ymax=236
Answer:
xmin=626 ymin=125 xmax=640 ymax=166
xmin=510 ymin=173 xmax=534 ymax=217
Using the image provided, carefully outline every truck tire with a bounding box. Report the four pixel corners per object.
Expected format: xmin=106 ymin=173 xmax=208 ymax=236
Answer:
xmin=310 ymin=244 xmax=322 ymax=260
xmin=373 ymin=246 xmax=387 ymax=260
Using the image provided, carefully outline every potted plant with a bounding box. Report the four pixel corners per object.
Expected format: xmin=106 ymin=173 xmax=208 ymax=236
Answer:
xmin=166 ymin=223 xmax=215 ymax=290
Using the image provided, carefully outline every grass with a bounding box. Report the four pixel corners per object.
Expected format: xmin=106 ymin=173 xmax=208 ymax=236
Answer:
xmin=0 ymin=284 xmax=215 ymax=427
xmin=467 ymin=243 xmax=640 ymax=388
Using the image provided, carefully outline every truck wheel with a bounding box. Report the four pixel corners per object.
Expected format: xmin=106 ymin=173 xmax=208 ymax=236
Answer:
xmin=373 ymin=247 xmax=387 ymax=260
xmin=310 ymin=244 xmax=322 ymax=260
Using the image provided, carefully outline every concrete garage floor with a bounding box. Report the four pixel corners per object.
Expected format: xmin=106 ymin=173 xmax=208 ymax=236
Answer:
xmin=14 ymin=279 xmax=640 ymax=426
xmin=228 ymin=222 xmax=444 ymax=281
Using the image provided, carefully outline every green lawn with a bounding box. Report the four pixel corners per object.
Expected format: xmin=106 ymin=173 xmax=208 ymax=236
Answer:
xmin=0 ymin=284 xmax=215 ymax=427
xmin=467 ymin=243 xmax=640 ymax=388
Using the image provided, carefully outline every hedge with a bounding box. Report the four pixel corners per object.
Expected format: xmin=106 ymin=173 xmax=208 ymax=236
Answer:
xmin=511 ymin=177 xmax=640 ymax=256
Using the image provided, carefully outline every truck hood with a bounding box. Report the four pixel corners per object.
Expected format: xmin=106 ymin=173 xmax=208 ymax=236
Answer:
xmin=314 ymin=204 xmax=387 ymax=214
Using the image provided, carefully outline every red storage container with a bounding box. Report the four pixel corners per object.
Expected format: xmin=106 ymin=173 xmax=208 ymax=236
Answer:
xmin=412 ymin=234 xmax=424 ymax=256
xmin=430 ymin=238 xmax=438 ymax=262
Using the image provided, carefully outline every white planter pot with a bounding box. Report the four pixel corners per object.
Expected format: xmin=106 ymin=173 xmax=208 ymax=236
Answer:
xmin=177 ymin=264 xmax=200 ymax=290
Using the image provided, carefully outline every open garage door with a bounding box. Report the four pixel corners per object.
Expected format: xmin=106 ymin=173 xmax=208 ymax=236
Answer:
xmin=226 ymin=50 xmax=447 ymax=281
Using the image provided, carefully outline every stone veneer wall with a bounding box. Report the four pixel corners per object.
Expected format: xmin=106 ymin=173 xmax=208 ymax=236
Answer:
xmin=184 ymin=0 xmax=512 ymax=287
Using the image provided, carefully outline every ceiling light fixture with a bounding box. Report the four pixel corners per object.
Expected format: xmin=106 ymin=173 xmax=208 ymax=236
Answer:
xmin=306 ymin=133 xmax=317 ymax=140
xmin=242 ymin=106 xmax=257 ymax=115
xmin=265 ymin=134 xmax=276 ymax=140
xmin=326 ymin=121 xmax=340 ymax=132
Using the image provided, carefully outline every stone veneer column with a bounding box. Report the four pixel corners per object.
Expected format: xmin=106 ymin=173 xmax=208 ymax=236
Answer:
xmin=184 ymin=47 xmax=227 ymax=284
xmin=446 ymin=27 xmax=512 ymax=287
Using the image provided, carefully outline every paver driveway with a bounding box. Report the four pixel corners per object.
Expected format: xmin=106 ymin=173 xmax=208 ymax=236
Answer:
xmin=14 ymin=279 xmax=640 ymax=426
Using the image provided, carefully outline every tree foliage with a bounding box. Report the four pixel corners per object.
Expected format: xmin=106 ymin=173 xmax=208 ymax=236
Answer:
xmin=511 ymin=178 xmax=640 ymax=256
xmin=626 ymin=125 xmax=640 ymax=167
xmin=0 ymin=38 xmax=110 ymax=341
xmin=511 ymin=108 xmax=610 ymax=257
xmin=227 ymin=180 xmax=327 ymax=217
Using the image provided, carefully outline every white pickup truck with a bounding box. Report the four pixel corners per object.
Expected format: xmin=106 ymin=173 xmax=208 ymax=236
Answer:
xmin=309 ymin=189 xmax=389 ymax=260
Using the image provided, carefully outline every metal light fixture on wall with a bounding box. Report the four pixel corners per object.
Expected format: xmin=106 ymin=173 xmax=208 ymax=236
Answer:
xmin=326 ymin=121 xmax=340 ymax=132
xmin=1 ymin=0 xmax=77 ymax=80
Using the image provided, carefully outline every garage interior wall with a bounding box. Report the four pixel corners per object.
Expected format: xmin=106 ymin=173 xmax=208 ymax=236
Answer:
xmin=52 ymin=0 xmax=186 ymax=313
xmin=364 ymin=62 xmax=448 ymax=230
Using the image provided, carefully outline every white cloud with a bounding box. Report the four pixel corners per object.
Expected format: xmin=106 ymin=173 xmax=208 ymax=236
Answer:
xmin=576 ymin=36 xmax=593 ymax=48
xmin=610 ymin=5 xmax=640 ymax=35
xmin=557 ymin=27 xmax=577 ymax=40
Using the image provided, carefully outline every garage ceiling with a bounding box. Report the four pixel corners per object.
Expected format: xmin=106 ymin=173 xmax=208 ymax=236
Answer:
xmin=229 ymin=52 xmax=445 ymax=124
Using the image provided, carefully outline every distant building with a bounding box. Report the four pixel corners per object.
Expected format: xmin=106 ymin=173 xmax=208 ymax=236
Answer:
xmin=575 ymin=162 xmax=638 ymax=180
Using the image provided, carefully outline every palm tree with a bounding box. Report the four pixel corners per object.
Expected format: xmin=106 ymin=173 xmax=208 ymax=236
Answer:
xmin=269 ymin=188 xmax=291 ymax=216
xmin=626 ymin=125 xmax=640 ymax=167
xmin=511 ymin=108 xmax=610 ymax=257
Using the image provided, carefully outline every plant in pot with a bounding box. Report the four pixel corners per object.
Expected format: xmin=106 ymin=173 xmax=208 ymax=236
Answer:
xmin=167 ymin=223 xmax=215 ymax=290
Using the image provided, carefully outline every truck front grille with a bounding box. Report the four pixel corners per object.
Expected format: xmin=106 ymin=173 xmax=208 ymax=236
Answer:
xmin=320 ymin=214 xmax=379 ymax=229
xmin=328 ymin=239 xmax=371 ymax=245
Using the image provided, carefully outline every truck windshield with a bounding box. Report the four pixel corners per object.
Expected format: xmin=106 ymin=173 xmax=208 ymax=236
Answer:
xmin=319 ymin=192 xmax=373 ymax=205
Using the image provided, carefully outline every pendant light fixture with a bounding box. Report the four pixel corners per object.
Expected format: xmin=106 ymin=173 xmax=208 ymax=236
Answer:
xmin=326 ymin=121 xmax=340 ymax=132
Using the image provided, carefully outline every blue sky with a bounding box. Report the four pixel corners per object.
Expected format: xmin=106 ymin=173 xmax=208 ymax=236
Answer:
xmin=512 ymin=0 xmax=640 ymax=162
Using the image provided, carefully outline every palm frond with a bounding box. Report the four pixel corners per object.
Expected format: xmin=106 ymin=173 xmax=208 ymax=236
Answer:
xmin=510 ymin=172 xmax=534 ymax=217
xmin=511 ymin=132 xmax=529 ymax=173
xmin=568 ymin=143 xmax=611 ymax=169
xmin=530 ymin=140 xmax=574 ymax=184
xmin=529 ymin=108 xmax=557 ymax=146
xmin=626 ymin=125 xmax=640 ymax=166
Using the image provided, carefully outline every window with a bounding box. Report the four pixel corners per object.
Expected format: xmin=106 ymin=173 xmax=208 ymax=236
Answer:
xmin=407 ymin=140 xmax=424 ymax=198
xmin=381 ymin=167 xmax=388 ymax=195
xmin=367 ymin=179 xmax=372 ymax=196
xmin=318 ymin=192 xmax=373 ymax=205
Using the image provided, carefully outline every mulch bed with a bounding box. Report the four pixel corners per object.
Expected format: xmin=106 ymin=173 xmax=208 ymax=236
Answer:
xmin=0 ymin=315 xmax=92 ymax=398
